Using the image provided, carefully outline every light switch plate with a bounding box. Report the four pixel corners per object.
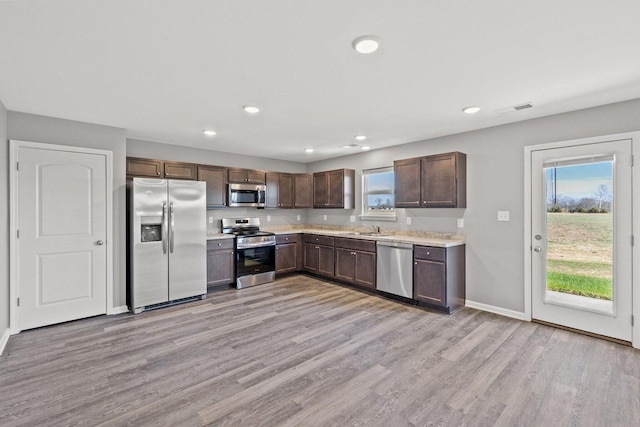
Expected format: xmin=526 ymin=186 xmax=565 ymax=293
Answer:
xmin=350 ymin=215 xmax=356 ymax=223
xmin=498 ymin=211 xmax=510 ymax=222
xmin=457 ymin=218 xmax=464 ymax=228
xmin=297 ymin=215 xmax=301 ymax=221
xmin=208 ymin=217 xmax=213 ymax=224
xmin=406 ymin=216 xmax=412 ymax=226
xmin=267 ymin=215 xmax=271 ymax=222
xmin=323 ymin=215 xmax=327 ymax=221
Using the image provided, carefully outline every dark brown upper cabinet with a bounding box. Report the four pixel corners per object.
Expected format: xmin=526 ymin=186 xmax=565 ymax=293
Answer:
xmin=227 ymin=168 xmax=265 ymax=184
xmin=197 ymin=165 xmax=227 ymax=208
xmin=126 ymin=157 xmax=196 ymax=180
xmin=394 ymin=152 xmax=466 ymax=208
xmin=313 ymin=169 xmax=355 ymax=209
xmin=293 ymin=173 xmax=313 ymax=208
xmin=266 ymin=172 xmax=294 ymax=208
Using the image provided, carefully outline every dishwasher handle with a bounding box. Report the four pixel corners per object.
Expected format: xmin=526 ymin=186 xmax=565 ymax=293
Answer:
xmin=376 ymin=241 xmax=413 ymax=250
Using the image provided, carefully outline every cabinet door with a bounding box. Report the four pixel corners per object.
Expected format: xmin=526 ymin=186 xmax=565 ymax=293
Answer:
xmin=126 ymin=157 xmax=163 ymax=177
xmin=164 ymin=161 xmax=197 ymax=180
xmin=313 ymin=172 xmax=329 ymax=207
xmin=265 ymin=172 xmax=280 ymax=208
xmin=327 ymin=170 xmax=345 ymax=208
xmin=317 ymin=245 xmax=335 ymax=278
xmin=246 ymin=169 xmax=266 ymax=184
xmin=414 ymin=259 xmax=446 ymax=306
xmin=354 ymin=251 xmax=376 ymax=289
xmin=198 ymin=166 xmax=226 ymax=208
xmin=303 ymin=243 xmax=319 ymax=272
xmin=394 ymin=158 xmax=421 ymax=207
xmin=279 ymin=174 xmax=294 ymax=208
xmin=294 ymin=173 xmax=313 ymax=208
xmin=276 ymin=243 xmax=297 ymax=274
xmin=207 ymin=248 xmax=235 ymax=286
xmin=227 ymin=168 xmax=247 ymax=183
xmin=335 ymin=248 xmax=356 ymax=282
xmin=422 ymin=152 xmax=466 ymax=208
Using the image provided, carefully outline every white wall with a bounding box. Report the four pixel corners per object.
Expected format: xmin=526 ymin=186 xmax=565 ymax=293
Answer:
xmin=8 ymin=112 xmax=127 ymax=308
xmin=0 ymin=99 xmax=8 ymax=337
xmin=127 ymin=138 xmax=309 ymax=232
xmin=307 ymin=98 xmax=640 ymax=314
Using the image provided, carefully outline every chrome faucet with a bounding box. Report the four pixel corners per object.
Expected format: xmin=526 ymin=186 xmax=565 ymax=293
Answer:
xmin=371 ymin=225 xmax=380 ymax=234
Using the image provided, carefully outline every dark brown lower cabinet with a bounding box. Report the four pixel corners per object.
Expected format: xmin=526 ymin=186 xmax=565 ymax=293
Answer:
xmin=303 ymin=234 xmax=335 ymax=278
xmin=334 ymin=238 xmax=376 ymax=289
xmin=413 ymin=244 xmax=465 ymax=314
xmin=207 ymin=239 xmax=235 ymax=287
xmin=275 ymin=234 xmax=301 ymax=275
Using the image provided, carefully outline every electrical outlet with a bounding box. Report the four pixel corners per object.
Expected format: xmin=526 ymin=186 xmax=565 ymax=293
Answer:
xmin=297 ymin=215 xmax=301 ymax=221
xmin=323 ymin=215 xmax=327 ymax=221
xmin=457 ymin=218 xmax=464 ymax=228
xmin=267 ymin=215 xmax=271 ymax=222
xmin=406 ymin=216 xmax=412 ymax=226
xmin=208 ymin=217 xmax=213 ymax=224
xmin=498 ymin=211 xmax=510 ymax=222
xmin=349 ymin=215 xmax=356 ymax=223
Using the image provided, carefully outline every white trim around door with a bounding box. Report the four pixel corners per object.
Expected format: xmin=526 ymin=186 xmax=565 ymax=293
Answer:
xmin=9 ymin=140 xmax=114 ymax=334
xmin=524 ymin=131 xmax=640 ymax=349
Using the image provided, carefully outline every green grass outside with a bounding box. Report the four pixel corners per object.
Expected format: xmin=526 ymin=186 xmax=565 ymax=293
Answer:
xmin=545 ymin=213 xmax=613 ymax=301
xmin=547 ymin=272 xmax=612 ymax=300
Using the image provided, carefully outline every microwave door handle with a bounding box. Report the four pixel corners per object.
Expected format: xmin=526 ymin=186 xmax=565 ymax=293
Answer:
xmin=162 ymin=203 xmax=168 ymax=254
xmin=169 ymin=202 xmax=175 ymax=253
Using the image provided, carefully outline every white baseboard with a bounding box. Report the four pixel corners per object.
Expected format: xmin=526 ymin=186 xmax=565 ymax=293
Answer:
xmin=466 ymin=300 xmax=527 ymax=321
xmin=110 ymin=305 xmax=130 ymax=315
xmin=0 ymin=328 xmax=10 ymax=356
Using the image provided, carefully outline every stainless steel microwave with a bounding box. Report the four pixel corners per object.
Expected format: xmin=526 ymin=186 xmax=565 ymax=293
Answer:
xmin=228 ymin=183 xmax=266 ymax=207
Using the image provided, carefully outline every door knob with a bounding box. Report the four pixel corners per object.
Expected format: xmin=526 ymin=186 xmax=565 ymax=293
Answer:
xmin=533 ymin=246 xmax=542 ymax=252
xmin=96 ymin=240 xmax=104 ymax=246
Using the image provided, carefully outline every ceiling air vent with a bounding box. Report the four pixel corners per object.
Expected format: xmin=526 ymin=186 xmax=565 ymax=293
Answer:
xmin=495 ymin=102 xmax=534 ymax=114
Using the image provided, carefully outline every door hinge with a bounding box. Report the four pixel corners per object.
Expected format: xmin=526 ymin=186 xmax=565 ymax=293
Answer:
xmin=17 ymin=297 xmax=20 ymax=307
xmin=632 ymin=315 xmax=635 ymax=326
xmin=632 ymin=155 xmax=634 ymax=167
xmin=632 ymin=235 xmax=635 ymax=247
xmin=16 ymin=229 xmax=19 ymax=239
xmin=16 ymin=161 xmax=19 ymax=171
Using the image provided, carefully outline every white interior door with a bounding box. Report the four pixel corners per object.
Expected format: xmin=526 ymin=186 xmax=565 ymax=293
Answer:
xmin=14 ymin=143 xmax=109 ymax=331
xmin=531 ymin=139 xmax=633 ymax=341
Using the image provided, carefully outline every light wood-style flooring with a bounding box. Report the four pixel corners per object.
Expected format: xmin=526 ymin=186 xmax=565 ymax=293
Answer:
xmin=1 ymin=275 xmax=639 ymax=426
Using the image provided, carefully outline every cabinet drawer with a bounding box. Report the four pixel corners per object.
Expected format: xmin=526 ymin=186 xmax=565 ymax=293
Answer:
xmin=334 ymin=237 xmax=376 ymax=252
xmin=207 ymin=239 xmax=235 ymax=250
xmin=276 ymin=234 xmax=300 ymax=245
xmin=302 ymin=234 xmax=334 ymax=246
xmin=414 ymin=246 xmax=446 ymax=262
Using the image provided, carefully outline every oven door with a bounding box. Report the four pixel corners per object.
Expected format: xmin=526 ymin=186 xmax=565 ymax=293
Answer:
xmin=236 ymin=245 xmax=275 ymax=277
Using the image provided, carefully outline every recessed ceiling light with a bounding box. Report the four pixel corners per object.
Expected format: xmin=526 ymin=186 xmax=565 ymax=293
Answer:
xmin=352 ymin=36 xmax=380 ymax=54
xmin=354 ymin=135 xmax=367 ymax=141
xmin=243 ymin=105 xmax=260 ymax=114
xmin=462 ymin=106 xmax=481 ymax=114
xmin=203 ymin=130 xmax=217 ymax=136
xmin=361 ymin=146 xmax=371 ymax=151
xmin=304 ymin=148 xmax=314 ymax=153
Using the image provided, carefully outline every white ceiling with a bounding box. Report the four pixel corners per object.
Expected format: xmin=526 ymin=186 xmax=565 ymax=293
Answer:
xmin=1 ymin=1 xmax=640 ymax=163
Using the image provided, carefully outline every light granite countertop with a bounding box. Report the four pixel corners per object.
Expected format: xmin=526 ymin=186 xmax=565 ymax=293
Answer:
xmin=207 ymin=226 xmax=465 ymax=248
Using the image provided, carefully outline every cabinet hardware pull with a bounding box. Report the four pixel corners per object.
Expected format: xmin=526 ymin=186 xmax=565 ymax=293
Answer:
xmin=415 ymin=262 xmax=418 ymax=265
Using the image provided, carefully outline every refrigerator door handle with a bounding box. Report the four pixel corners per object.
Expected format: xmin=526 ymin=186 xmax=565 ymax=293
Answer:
xmin=170 ymin=202 xmax=175 ymax=253
xmin=162 ymin=203 xmax=168 ymax=254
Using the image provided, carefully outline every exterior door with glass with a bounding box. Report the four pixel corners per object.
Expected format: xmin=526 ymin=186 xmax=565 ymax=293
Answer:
xmin=531 ymin=138 xmax=633 ymax=341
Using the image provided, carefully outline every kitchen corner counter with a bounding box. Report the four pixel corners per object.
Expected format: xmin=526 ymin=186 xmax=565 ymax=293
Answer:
xmin=206 ymin=234 xmax=235 ymax=241
xmin=267 ymin=228 xmax=465 ymax=248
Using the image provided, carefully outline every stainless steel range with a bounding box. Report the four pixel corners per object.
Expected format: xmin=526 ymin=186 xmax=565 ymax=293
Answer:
xmin=222 ymin=217 xmax=276 ymax=289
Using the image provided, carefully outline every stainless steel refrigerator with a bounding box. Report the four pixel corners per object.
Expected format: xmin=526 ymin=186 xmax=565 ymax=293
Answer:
xmin=129 ymin=178 xmax=206 ymax=313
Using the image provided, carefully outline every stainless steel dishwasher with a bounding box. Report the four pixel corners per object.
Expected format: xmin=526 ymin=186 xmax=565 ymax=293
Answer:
xmin=376 ymin=241 xmax=413 ymax=298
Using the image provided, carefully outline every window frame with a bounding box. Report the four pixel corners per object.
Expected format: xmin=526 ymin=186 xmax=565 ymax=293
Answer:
xmin=360 ymin=166 xmax=396 ymax=221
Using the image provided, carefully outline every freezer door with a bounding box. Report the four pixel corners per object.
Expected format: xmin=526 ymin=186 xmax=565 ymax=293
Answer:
xmin=168 ymin=180 xmax=207 ymax=300
xmin=131 ymin=178 xmax=169 ymax=308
